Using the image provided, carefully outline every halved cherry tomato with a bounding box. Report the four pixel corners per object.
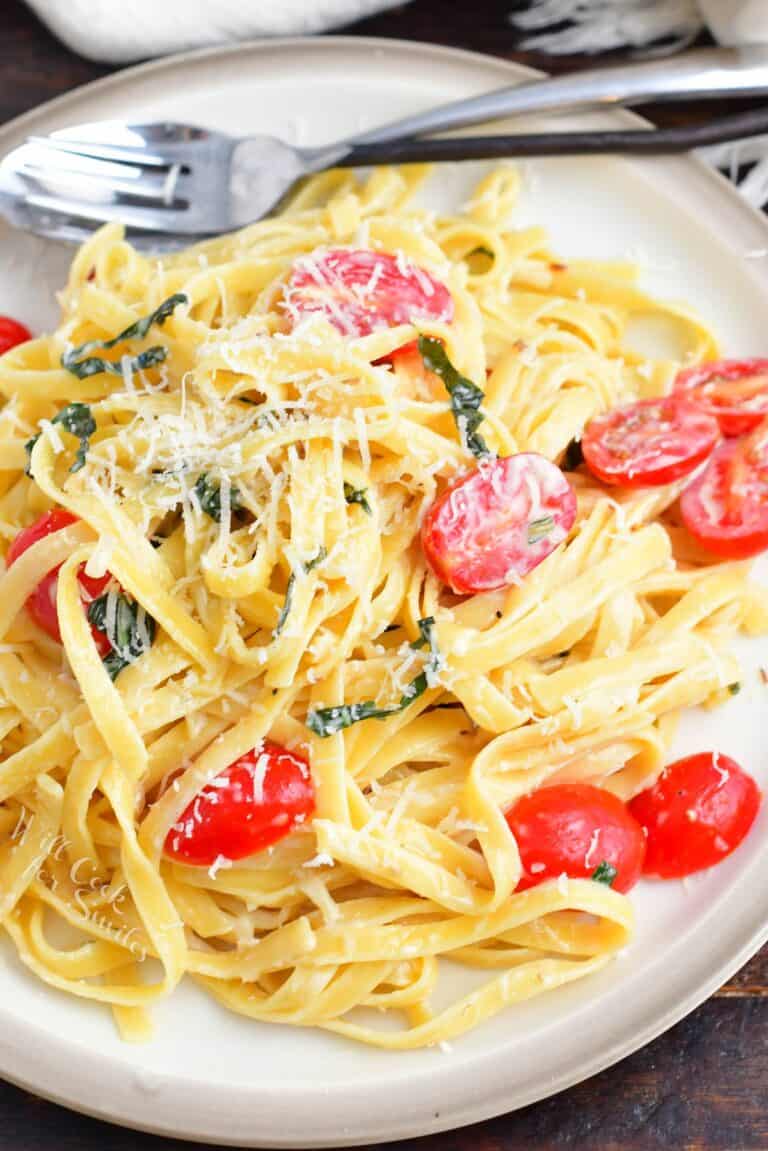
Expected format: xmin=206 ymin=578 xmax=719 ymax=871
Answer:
xmin=0 ymin=316 xmax=32 ymax=356
xmin=680 ymin=431 xmax=768 ymax=559
xmin=282 ymin=248 xmax=454 ymax=338
xmin=6 ymin=508 xmax=112 ymax=652
xmin=675 ymin=358 xmax=768 ymax=437
xmin=629 ymin=752 xmax=760 ymax=878
xmin=582 ymin=396 xmax=720 ymax=488
xmin=164 ymin=741 xmax=315 ymax=866
xmin=506 ymin=783 xmax=645 ymax=893
xmin=421 ymin=453 xmax=577 ymax=594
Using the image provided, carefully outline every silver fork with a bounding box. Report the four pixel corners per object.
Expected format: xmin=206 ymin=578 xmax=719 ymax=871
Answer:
xmin=3 ymin=45 xmax=768 ymax=251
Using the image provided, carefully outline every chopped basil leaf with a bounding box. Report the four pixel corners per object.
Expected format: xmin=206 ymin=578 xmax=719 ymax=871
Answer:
xmin=64 ymin=344 xmax=168 ymax=381
xmin=563 ymin=439 xmax=584 ymax=471
xmin=101 ymin=650 xmax=131 ymax=681
xmin=272 ymin=548 xmax=327 ymax=639
xmin=87 ymin=590 xmax=156 ymax=681
xmin=306 ymin=699 xmax=405 ymax=736
xmin=194 ymin=473 xmax=242 ymax=523
xmin=410 ymin=616 xmax=442 ymax=675
xmin=343 ymin=482 xmax=372 ymax=516
xmin=417 ymin=335 xmax=491 ymax=459
xmin=307 ymin=670 xmax=432 ymax=738
xmin=62 ymin=293 xmax=187 ymax=380
xmin=23 ymin=438 xmax=36 ymax=477
xmin=307 ymin=616 xmax=441 ymax=737
xmin=54 ymin=403 xmax=96 ymax=472
xmin=527 ymin=514 xmax=555 ymax=545
xmin=591 ymin=860 xmax=618 ymax=887
xmin=25 ymin=401 xmax=96 ymax=476
xmin=410 ymin=615 xmax=435 ymax=648
xmin=728 ymin=682 xmax=742 ymax=696
xmin=273 ymin=578 xmax=295 ymax=641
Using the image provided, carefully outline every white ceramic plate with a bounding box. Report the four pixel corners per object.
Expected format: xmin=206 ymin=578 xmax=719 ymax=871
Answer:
xmin=2 ymin=36 xmax=768 ymax=1149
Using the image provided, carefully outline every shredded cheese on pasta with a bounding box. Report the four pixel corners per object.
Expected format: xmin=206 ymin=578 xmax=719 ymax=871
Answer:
xmin=0 ymin=163 xmax=764 ymax=1049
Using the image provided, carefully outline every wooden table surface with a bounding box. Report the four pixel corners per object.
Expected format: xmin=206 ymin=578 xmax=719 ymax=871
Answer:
xmin=2 ymin=0 xmax=767 ymax=1147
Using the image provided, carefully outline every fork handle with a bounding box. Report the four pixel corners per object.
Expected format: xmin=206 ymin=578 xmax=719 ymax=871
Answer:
xmin=333 ymin=105 xmax=768 ymax=166
xmin=334 ymin=46 xmax=768 ymax=149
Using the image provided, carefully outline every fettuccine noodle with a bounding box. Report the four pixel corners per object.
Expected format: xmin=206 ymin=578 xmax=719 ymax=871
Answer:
xmin=0 ymin=163 xmax=763 ymax=1048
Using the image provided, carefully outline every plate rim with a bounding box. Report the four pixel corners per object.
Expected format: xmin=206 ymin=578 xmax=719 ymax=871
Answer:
xmin=1 ymin=33 xmax=768 ymax=1147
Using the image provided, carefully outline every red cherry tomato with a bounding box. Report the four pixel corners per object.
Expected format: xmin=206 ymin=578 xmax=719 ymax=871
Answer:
xmin=629 ymin=752 xmax=760 ymax=879
xmin=282 ymin=248 xmax=454 ymax=338
xmin=680 ymin=431 xmax=768 ymax=559
xmin=582 ymin=396 xmax=720 ymax=488
xmin=421 ymin=452 xmax=577 ymax=594
xmin=6 ymin=508 xmax=78 ymax=568
xmin=675 ymin=358 xmax=768 ymax=437
xmin=164 ymin=741 xmax=315 ymax=866
xmin=506 ymin=783 xmax=645 ymax=893
xmin=6 ymin=508 xmax=112 ymax=652
xmin=0 ymin=316 xmax=32 ymax=356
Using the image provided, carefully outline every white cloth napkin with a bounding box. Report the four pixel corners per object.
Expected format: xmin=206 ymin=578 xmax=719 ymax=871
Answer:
xmin=511 ymin=0 xmax=768 ymax=53
xmin=698 ymin=0 xmax=768 ymax=46
xmin=25 ymin=0 xmax=406 ymax=63
xmin=511 ymin=0 xmax=768 ymax=211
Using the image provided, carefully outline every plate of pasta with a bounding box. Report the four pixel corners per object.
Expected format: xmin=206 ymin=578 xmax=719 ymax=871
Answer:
xmin=2 ymin=35 xmax=768 ymax=1148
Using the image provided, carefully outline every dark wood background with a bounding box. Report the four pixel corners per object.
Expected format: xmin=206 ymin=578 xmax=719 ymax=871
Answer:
xmin=1 ymin=0 xmax=767 ymax=1147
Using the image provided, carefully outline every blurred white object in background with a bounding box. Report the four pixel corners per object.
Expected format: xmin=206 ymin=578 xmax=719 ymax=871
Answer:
xmin=510 ymin=0 xmax=702 ymax=54
xmin=24 ymin=0 xmax=403 ymax=63
xmin=25 ymin=0 xmax=768 ymax=67
xmin=698 ymin=0 xmax=768 ymax=45
xmin=511 ymin=0 xmax=768 ymax=52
